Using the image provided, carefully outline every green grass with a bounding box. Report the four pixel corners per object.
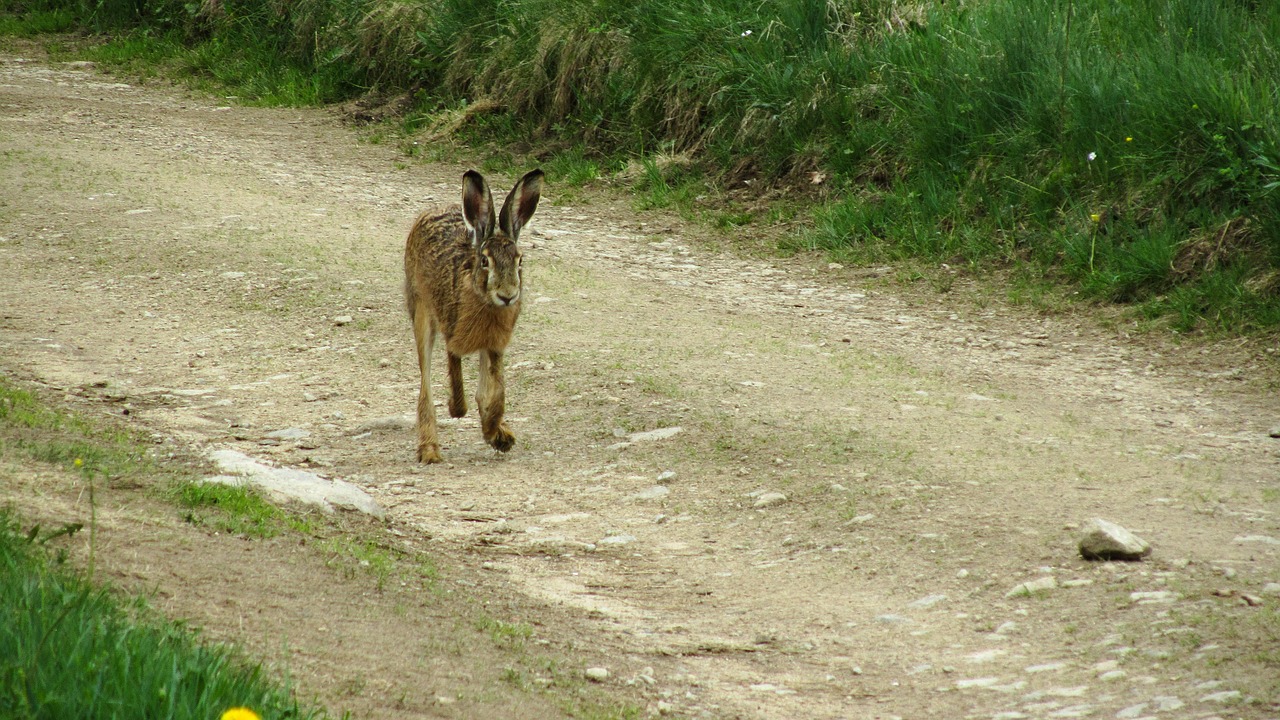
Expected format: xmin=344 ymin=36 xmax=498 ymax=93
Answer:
xmin=173 ymin=482 xmax=314 ymax=539
xmin=0 ymin=507 xmax=325 ymax=720
xmin=0 ymin=377 xmax=150 ymax=484
xmin=5 ymin=0 xmax=1278 ymax=333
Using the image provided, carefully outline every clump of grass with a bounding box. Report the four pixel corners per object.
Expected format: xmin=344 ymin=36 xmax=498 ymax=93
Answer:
xmin=173 ymin=482 xmax=314 ymax=538
xmin=0 ymin=507 xmax=325 ymax=720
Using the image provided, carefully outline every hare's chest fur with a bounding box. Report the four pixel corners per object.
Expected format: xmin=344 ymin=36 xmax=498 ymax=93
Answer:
xmin=445 ymin=296 xmax=519 ymax=356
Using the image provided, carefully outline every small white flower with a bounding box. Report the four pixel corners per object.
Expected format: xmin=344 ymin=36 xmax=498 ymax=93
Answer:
xmin=741 ymin=29 xmax=753 ymax=37
xmin=1087 ymin=152 xmax=1097 ymax=162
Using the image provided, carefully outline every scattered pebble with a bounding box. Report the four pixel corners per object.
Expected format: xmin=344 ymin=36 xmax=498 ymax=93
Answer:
xmin=333 ymin=315 xmax=353 ymax=326
xmin=584 ymin=667 xmax=610 ymax=682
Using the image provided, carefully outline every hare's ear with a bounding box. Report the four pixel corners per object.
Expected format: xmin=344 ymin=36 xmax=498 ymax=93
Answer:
xmin=461 ymin=170 xmax=495 ymax=245
xmin=498 ymin=169 xmax=544 ymax=243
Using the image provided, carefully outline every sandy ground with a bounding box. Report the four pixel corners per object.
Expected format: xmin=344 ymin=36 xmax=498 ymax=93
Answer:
xmin=2 ymin=48 xmax=1279 ymax=720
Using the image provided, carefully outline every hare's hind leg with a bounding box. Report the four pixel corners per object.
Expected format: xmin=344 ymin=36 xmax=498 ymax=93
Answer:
xmin=447 ymin=352 xmax=467 ymax=418
xmin=412 ymin=302 xmax=443 ymax=463
xmin=476 ymin=349 xmax=515 ymax=452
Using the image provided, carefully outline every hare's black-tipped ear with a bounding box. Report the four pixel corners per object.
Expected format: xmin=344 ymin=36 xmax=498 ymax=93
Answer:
xmin=498 ymin=169 xmax=544 ymax=243
xmin=461 ymin=170 xmax=495 ymax=245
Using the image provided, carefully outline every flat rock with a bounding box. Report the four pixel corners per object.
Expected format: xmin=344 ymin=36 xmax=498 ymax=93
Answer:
xmin=1233 ymin=534 xmax=1280 ymax=546
xmin=752 ymin=492 xmax=787 ymax=508
xmin=1079 ymin=518 xmax=1152 ymax=561
xmin=1006 ymin=576 xmax=1057 ymax=598
xmin=633 ymin=485 xmax=671 ymax=501
xmin=907 ymin=594 xmax=948 ymax=609
xmin=206 ymin=448 xmax=384 ymax=518
xmin=264 ymin=427 xmax=311 ymax=441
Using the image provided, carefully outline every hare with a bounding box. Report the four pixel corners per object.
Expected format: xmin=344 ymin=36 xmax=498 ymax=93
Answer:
xmin=404 ymin=169 xmax=543 ymax=463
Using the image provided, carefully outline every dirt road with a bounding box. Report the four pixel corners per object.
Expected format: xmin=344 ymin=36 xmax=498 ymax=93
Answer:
xmin=3 ymin=49 xmax=1279 ymax=720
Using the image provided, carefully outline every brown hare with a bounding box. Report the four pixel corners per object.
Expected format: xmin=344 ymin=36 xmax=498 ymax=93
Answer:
xmin=404 ymin=169 xmax=543 ymax=463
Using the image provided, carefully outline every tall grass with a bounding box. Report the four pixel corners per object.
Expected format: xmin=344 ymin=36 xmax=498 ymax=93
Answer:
xmin=0 ymin=508 xmax=323 ymax=720
xmin=5 ymin=0 xmax=1279 ymax=331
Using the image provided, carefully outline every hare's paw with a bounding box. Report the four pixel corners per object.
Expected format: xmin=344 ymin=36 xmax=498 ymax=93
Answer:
xmin=417 ymin=441 xmax=443 ymax=464
xmin=448 ymin=395 xmax=467 ymax=419
xmin=487 ymin=425 xmax=515 ymax=453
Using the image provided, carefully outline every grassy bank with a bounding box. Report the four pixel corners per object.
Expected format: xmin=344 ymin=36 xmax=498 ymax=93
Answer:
xmin=4 ymin=0 xmax=1279 ymax=333
xmin=0 ymin=506 xmax=320 ymax=719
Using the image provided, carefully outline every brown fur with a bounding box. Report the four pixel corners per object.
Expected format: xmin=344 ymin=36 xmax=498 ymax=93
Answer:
xmin=404 ymin=169 xmax=543 ymax=463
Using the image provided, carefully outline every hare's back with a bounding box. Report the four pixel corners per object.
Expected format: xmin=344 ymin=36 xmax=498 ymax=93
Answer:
xmin=407 ymin=205 xmax=471 ymax=254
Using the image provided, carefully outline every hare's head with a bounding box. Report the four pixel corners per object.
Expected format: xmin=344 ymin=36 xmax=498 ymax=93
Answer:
xmin=461 ymin=169 xmax=544 ymax=308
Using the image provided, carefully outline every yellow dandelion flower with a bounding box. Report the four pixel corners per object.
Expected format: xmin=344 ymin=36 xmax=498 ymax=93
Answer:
xmin=1125 ymin=136 xmax=1132 ymax=142
xmin=220 ymin=708 xmax=261 ymax=720
xmin=1090 ymin=214 xmax=1101 ymax=223
xmin=74 ymin=458 xmax=83 ymax=468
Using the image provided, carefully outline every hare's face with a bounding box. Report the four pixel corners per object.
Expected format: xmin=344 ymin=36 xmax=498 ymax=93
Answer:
xmin=475 ymin=236 xmax=522 ymax=308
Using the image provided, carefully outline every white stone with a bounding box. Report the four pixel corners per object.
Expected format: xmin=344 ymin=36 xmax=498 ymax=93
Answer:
xmin=206 ymin=448 xmax=383 ymax=518
xmin=584 ymin=667 xmax=610 ymax=682
xmin=633 ymin=485 xmax=670 ymax=501
xmin=1233 ymin=534 xmax=1280 ymax=546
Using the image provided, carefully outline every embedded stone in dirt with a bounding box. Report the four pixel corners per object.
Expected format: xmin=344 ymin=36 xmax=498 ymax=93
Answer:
xmin=752 ymin=491 xmax=787 ymax=508
xmin=1078 ymin=518 xmax=1152 ymax=561
xmin=1006 ymin=576 xmax=1057 ymax=598
xmin=633 ymin=485 xmax=670 ymax=501
xmin=584 ymin=667 xmax=610 ymax=682
xmin=206 ymin=448 xmax=384 ymax=518
xmin=264 ymin=427 xmax=310 ymax=441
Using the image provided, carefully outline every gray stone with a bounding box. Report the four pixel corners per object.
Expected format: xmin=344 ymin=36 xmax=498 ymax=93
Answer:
xmin=206 ymin=448 xmax=384 ymax=518
xmin=333 ymin=315 xmax=353 ymax=325
xmin=753 ymin=492 xmax=787 ymax=508
xmin=1261 ymin=582 xmax=1280 ymax=596
xmin=907 ymin=594 xmax=948 ymax=609
xmin=1006 ymin=576 xmax=1057 ymax=597
xmin=1200 ymin=690 xmax=1242 ymax=703
xmin=598 ymin=534 xmax=637 ymax=546
xmin=1079 ymin=518 xmax=1152 ymax=561
xmin=264 ymin=427 xmax=311 ymax=441
xmin=584 ymin=667 xmax=610 ymax=682
xmin=1269 ymin=424 xmax=1280 ymax=438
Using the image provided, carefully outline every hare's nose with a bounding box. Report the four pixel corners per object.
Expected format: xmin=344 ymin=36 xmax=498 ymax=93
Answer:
xmin=497 ymin=293 xmax=517 ymax=306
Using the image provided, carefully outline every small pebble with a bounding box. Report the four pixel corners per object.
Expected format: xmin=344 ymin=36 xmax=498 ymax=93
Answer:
xmin=584 ymin=667 xmax=610 ymax=682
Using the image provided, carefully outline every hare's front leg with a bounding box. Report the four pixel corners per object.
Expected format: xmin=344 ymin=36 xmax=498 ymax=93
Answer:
xmin=412 ymin=308 xmax=443 ymax=464
xmin=446 ymin=352 xmax=467 ymax=418
xmin=476 ymin=349 xmax=515 ymax=452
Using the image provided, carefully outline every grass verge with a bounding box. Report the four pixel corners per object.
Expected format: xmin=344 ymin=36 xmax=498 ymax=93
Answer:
xmin=0 ymin=505 xmax=324 ymax=720
xmin=4 ymin=0 xmax=1277 ymax=334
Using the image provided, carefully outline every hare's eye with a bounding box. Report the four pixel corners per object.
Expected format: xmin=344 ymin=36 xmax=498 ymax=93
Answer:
xmin=479 ymin=256 xmax=490 ymax=269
